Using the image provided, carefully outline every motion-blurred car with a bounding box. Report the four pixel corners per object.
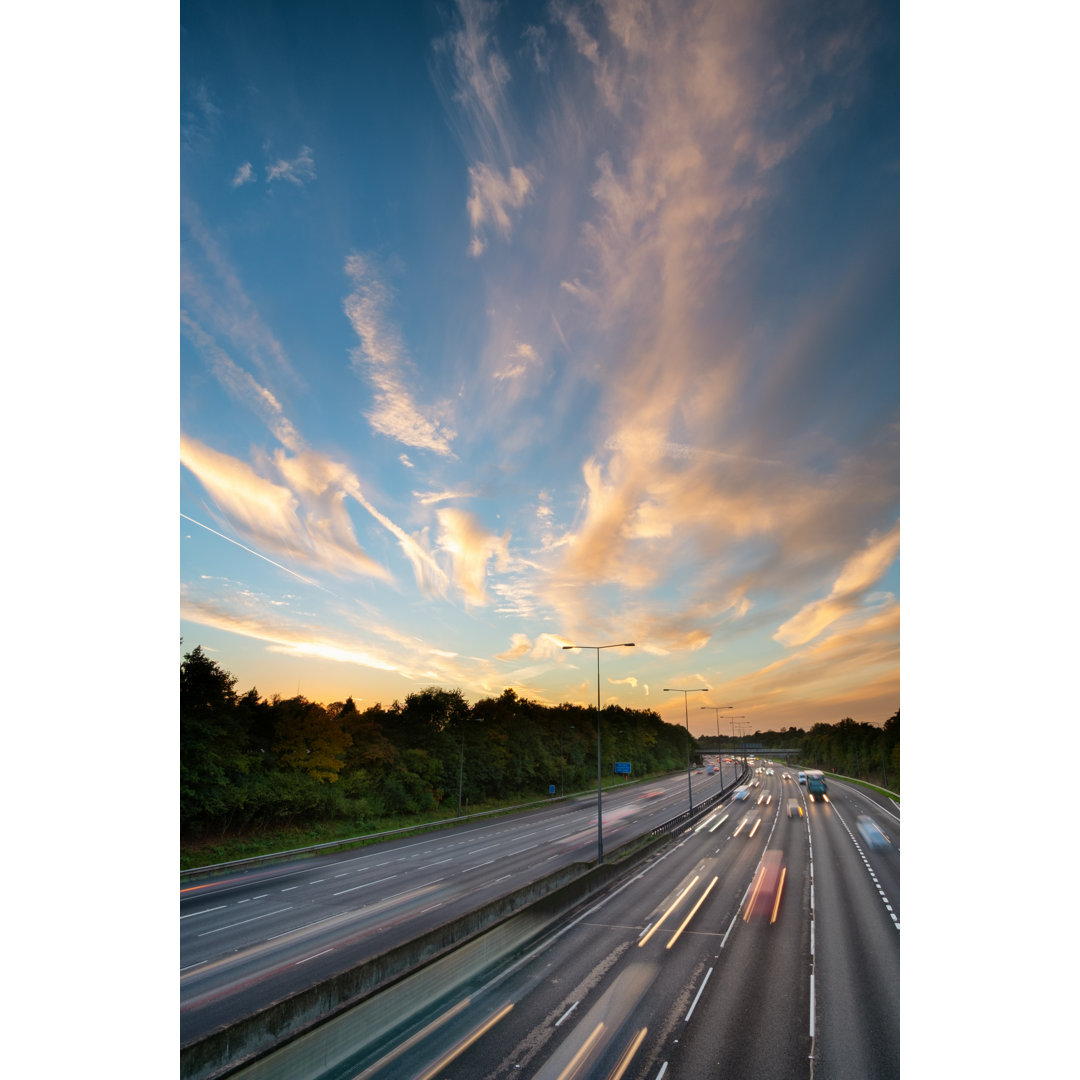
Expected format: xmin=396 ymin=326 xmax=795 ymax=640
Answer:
xmin=782 ymin=773 xmax=791 ymax=781
xmin=638 ymin=789 xmax=664 ymax=800
xmin=766 ymin=768 xmax=774 ymax=775
xmin=856 ymin=815 xmax=891 ymax=850
xmin=786 ymin=798 xmax=803 ymax=818
xmin=732 ymin=785 xmax=750 ymax=801
xmin=797 ymin=772 xmax=806 ymax=784
xmin=744 ymin=850 xmax=786 ymax=923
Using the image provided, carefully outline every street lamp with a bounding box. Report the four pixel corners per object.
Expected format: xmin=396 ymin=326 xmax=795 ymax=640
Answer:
xmin=730 ymin=717 xmax=748 ymax=775
xmin=701 ymin=705 xmax=734 ymax=786
xmin=456 ymin=718 xmax=483 ymax=814
xmin=562 ymin=642 xmax=635 ymax=865
xmin=663 ymin=687 xmax=709 ymax=812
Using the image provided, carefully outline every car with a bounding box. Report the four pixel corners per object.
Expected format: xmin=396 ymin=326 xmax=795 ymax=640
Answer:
xmin=766 ymin=768 xmax=774 ymax=776
xmin=786 ymin=798 xmax=803 ymax=818
xmin=638 ymin=789 xmax=664 ymax=800
xmin=797 ymin=772 xmax=806 ymax=784
xmin=744 ymin=850 xmax=786 ymax=923
xmin=732 ymin=785 xmax=750 ymax=801
xmin=782 ymin=772 xmax=791 ymax=781
xmin=856 ymin=815 xmax=891 ymax=850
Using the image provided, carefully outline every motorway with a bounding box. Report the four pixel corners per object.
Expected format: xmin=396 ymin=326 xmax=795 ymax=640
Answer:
xmin=181 ymin=764 xmax=736 ymax=1045
xmin=315 ymin=766 xmax=900 ymax=1080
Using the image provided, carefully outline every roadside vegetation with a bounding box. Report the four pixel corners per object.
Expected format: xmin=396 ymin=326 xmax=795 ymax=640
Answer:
xmin=181 ymin=646 xmax=899 ymax=869
xmin=181 ymin=646 xmax=693 ymax=867
xmin=697 ymin=712 xmax=900 ymax=796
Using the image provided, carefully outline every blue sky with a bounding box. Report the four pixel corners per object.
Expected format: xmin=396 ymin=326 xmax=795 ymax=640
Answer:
xmin=180 ymin=0 xmax=900 ymax=734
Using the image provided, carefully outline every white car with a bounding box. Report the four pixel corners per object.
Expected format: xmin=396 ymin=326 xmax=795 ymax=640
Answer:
xmin=797 ymin=772 xmax=806 ymax=784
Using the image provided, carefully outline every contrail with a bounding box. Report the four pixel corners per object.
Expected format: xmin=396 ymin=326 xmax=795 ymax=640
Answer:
xmin=180 ymin=513 xmax=322 ymax=587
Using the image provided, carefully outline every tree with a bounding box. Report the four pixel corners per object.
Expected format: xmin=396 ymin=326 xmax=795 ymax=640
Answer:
xmin=270 ymin=696 xmax=351 ymax=783
xmin=180 ymin=646 xmax=250 ymax=830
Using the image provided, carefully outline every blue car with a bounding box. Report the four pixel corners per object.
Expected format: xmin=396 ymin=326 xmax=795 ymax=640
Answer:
xmin=732 ymin=785 xmax=750 ymax=801
xmin=856 ymin=815 xmax=891 ymax=850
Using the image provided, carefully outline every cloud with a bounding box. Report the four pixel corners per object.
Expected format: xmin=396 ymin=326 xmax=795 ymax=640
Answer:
xmin=467 ymin=162 xmax=534 ymax=255
xmin=774 ymin=522 xmax=900 ymax=647
xmin=433 ymin=0 xmax=516 ymax=166
xmin=436 ymin=507 xmax=509 ymax=606
xmin=709 ymin=602 xmax=900 ymax=728
xmin=180 ymin=434 xmax=393 ymax=582
xmin=414 ymin=487 xmax=480 ymax=505
xmin=494 ymin=341 xmax=539 ymax=380
xmin=343 ymin=254 xmax=457 ymax=456
xmin=180 ymin=313 xmax=303 ymax=452
xmin=266 ymin=145 xmax=317 ymax=186
xmin=495 ymin=633 xmax=532 ymax=661
xmin=181 ymin=196 xmax=299 ymax=383
xmin=231 ymin=162 xmax=254 ymax=187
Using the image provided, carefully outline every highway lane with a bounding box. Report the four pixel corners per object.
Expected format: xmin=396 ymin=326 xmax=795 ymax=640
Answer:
xmin=320 ymin=765 xmax=898 ymax=1080
xmin=180 ymin=766 xmax=738 ymax=1043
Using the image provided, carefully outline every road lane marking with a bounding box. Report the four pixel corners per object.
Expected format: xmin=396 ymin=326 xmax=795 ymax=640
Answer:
xmin=684 ymin=966 xmax=713 ymax=1020
xmin=555 ymin=1001 xmax=579 ymax=1027
xmin=180 ymin=905 xmax=227 ymax=920
xmin=197 ymin=907 xmax=293 ymax=935
xmin=332 ymin=874 xmax=397 ymax=897
xmin=296 ymin=948 xmax=335 ymax=964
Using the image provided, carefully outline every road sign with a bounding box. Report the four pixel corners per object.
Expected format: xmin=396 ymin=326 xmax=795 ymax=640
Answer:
xmin=614 ymin=762 xmax=632 ymax=775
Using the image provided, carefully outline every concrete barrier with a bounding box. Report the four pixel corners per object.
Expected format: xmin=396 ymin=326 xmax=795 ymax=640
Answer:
xmin=181 ymin=831 xmax=675 ymax=1080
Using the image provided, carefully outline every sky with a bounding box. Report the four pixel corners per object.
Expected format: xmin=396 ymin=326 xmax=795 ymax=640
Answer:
xmin=180 ymin=0 xmax=900 ymax=736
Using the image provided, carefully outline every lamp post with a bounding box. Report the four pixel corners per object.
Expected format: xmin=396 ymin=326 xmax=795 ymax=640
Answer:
xmin=701 ymin=705 xmax=734 ymax=786
xmin=562 ymin=642 xmax=635 ymax=865
xmin=663 ymin=687 xmax=709 ymax=812
xmin=457 ymin=718 xmax=483 ymax=814
xmin=731 ymin=718 xmax=749 ymax=776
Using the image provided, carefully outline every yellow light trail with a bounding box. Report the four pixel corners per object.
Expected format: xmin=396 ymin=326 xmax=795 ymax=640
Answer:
xmin=771 ymin=867 xmax=787 ymax=924
xmin=608 ymin=1027 xmax=649 ymax=1080
xmin=638 ymin=876 xmax=700 ymax=948
xmin=556 ymin=1021 xmax=607 ymax=1080
xmin=666 ymin=877 xmax=718 ymax=950
xmin=414 ymin=1002 xmax=514 ymax=1080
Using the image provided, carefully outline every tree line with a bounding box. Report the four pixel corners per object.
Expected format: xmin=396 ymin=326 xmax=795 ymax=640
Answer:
xmin=180 ymin=646 xmax=697 ymax=839
xmin=696 ymin=712 xmax=900 ymax=790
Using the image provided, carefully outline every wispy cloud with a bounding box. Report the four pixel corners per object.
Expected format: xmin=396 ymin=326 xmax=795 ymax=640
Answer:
xmin=181 ymin=196 xmax=299 ymax=384
xmin=180 ymin=313 xmax=303 ymax=452
xmin=774 ymin=523 xmax=900 ymax=647
xmin=493 ymin=342 xmax=539 ymax=380
xmin=343 ymin=254 xmax=457 ymax=456
xmin=180 ymin=434 xmax=393 ymax=583
xmin=436 ymin=507 xmax=509 ymax=606
xmin=231 ymin=162 xmax=254 ymax=187
xmin=413 ymin=487 xmax=480 ymax=505
xmin=266 ymin=145 xmax=317 ymax=186
xmin=467 ymin=162 xmax=534 ymax=255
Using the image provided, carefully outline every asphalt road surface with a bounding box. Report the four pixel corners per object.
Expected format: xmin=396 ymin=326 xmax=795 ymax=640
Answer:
xmin=181 ymin=765 xmax=737 ymax=1044
xmin=317 ymin=767 xmax=899 ymax=1080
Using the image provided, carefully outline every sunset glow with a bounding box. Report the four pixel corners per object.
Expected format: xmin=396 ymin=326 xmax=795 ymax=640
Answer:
xmin=180 ymin=0 xmax=899 ymax=732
